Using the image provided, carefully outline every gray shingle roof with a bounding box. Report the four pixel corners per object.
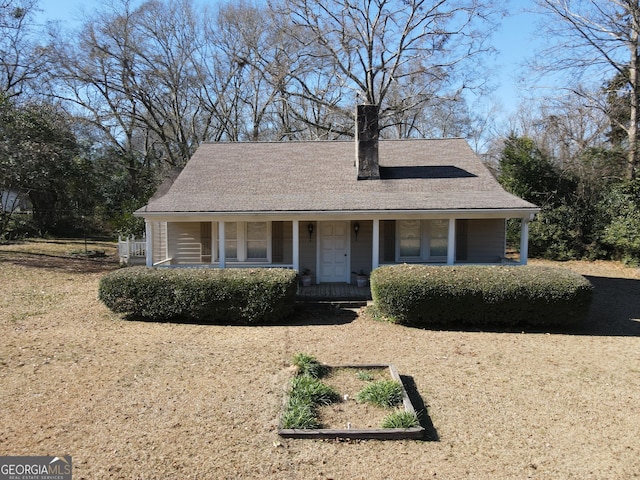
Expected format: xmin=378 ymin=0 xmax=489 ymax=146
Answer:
xmin=139 ymin=139 xmax=537 ymax=214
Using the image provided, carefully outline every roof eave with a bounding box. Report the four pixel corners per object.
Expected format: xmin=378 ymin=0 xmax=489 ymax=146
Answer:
xmin=135 ymin=207 xmax=540 ymax=221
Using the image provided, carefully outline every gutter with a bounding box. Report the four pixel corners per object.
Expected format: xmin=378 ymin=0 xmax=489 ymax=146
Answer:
xmin=134 ymin=207 xmax=540 ymax=222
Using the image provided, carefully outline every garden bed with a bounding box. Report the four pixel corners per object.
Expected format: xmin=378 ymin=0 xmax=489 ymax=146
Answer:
xmin=278 ymin=363 xmax=425 ymax=440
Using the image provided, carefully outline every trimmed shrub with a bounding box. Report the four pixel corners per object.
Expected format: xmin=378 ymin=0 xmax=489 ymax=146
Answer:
xmin=98 ymin=266 xmax=298 ymax=324
xmin=370 ymin=265 xmax=593 ymax=327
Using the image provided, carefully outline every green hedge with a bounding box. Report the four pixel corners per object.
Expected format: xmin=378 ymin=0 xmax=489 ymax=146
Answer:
xmin=370 ymin=265 xmax=593 ymax=327
xmin=98 ymin=267 xmax=298 ymax=324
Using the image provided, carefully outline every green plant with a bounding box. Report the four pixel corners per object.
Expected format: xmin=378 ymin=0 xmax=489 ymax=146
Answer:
xmin=98 ymin=266 xmax=298 ymax=324
xmin=281 ymin=398 xmax=319 ymax=429
xmin=356 ymin=370 xmax=375 ymax=381
xmin=289 ymin=375 xmax=340 ymax=406
xmin=281 ymin=360 xmax=340 ymax=429
xmin=371 ymin=265 xmax=593 ymax=327
xmin=601 ymin=180 xmax=640 ymax=264
xmin=356 ymin=380 xmax=404 ymax=408
xmin=381 ymin=410 xmax=420 ymax=429
xmin=293 ymin=353 xmax=328 ymax=378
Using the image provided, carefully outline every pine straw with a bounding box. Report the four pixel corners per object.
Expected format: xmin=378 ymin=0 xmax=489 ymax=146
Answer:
xmin=1 ymin=240 xmax=639 ymax=479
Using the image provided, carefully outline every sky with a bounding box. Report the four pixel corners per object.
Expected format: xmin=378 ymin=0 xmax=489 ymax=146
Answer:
xmin=488 ymin=4 xmax=540 ymax=115
xmin=35 ymin=0 xmax=543 ymax=123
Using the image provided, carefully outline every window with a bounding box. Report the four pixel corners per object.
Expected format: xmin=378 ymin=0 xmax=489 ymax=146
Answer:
xmin=429 ymin=220 xmax=448 ymax=258
xmin=399 ymin=220 xmax=421 ymax=258
xmin=225 ymin=222 xmax=237 ymax=260
xmin=246 ymin=222 xmax=267 ymax=259
xmin=397 ymin=219 xmax=449 ymax=262
xmin=220 ymin=221 xmax=269 ymax=262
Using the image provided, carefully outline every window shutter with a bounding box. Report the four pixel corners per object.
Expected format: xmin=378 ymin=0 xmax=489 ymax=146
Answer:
xmin=383 ymin=220 xmax=395 ymax=262
xmin=456 ymin=219 xmax=468 ymax=261
xmin=272 ymin=221 xmax=284 ymax=262
xmin=200 ymin=222 xmax=212 ymax=262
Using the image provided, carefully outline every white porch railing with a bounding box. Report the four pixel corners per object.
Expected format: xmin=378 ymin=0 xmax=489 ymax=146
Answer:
xmin=118 ymin=236 xmax=146 ymax=263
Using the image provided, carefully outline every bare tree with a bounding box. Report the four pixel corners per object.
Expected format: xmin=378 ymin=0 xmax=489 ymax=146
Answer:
xmin=209 ymin=1 xmax=292 ymax=141
xmin=0 ymin=0 xmax=47 ymax=97
xmin=507 ymin=96 xmax=609 ymax=162
xmin=535 ymin=0 xmax=640 ymax=179
xmin=48 ymin=0 xmax=216 ymax=172
xmin=274 ymin=0 xmax=497 ymax=137
xmin=47 ymin=0 xmax=155 ymax=188
xmin=128 ymin=0 xmax=209 ymax=163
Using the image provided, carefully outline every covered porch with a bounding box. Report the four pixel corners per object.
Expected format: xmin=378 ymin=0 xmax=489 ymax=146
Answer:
xmin=139 ymin=213 xmax=536 ymax=284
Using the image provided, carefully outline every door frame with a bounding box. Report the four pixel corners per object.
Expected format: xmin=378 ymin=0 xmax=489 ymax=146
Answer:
xmin=316 ymin=220 xmax=350 ymax=283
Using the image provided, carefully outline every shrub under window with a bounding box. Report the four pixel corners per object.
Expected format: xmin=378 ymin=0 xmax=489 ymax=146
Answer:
xmin=99 ymin=266 xmax=298 ymax=324
xmin=370 ymin=265 xmax=593 ymax=327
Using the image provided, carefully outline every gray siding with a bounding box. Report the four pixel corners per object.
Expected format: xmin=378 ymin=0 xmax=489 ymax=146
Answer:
xmin=466 ymin=219 xmax=505 ymax=262
xmin=271 ymin=221 xmax=293 ymax=265
xmin=379 ymin=220 xmax=395 ymax=263
xmin=350 ymin=220 xmax=372 ymax=281
xmin=298 ymin=221 xmax=317 ymax=282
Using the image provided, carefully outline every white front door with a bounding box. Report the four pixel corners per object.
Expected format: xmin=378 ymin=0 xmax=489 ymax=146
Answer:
xmin=319 ymin=221 xmax=349 ymax=283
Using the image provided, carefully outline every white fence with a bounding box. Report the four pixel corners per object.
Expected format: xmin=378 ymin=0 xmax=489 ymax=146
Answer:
xmin=118 ymin=236 xmax=146 ymax=264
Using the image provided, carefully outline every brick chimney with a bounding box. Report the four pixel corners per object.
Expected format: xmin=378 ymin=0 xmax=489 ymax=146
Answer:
xmin=355 ymin=104 xmax=380 ymax=180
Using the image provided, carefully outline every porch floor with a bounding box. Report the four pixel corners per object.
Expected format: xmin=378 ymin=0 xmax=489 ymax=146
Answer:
xmin=296 ymin=283 xmax=372 ymax=305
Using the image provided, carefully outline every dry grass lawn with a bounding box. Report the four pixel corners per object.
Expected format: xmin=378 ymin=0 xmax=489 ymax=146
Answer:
xmin=1 ymin=239 xmax=639 ymax=479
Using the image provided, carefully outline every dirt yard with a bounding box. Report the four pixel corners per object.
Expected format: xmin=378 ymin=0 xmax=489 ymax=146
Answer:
xmin=1 ymin=239 xmax=639 ymax=479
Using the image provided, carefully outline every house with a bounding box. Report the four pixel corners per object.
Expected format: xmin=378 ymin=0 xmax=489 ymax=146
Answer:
xmin=135 ymin=105 xmax=539 ymax=284
xmin=1 ymin=189 xmax=30 ymax=213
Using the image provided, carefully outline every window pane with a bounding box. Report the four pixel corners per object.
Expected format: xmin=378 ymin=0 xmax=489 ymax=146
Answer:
xmin=247 ymin=243 xmax=266 ymax=259
xmin=430 ymin=220 xmax=448 ymax=257
xmin=400 ymin=239 xmax=421 ymax=257
xmin=247 ymin=222 xmax=267 ymax=259
xmin=247 ymin=222 xmax=266 ymax=240
xmin=225 ymin=242 xmax=237 ymax=259
xmin=399 ymin=220 xmax=421 ymax=257
xmin=224 ymin=222 xmax=237 ymax=259
xmin=225 ymin=222 xmax=237 ymax=240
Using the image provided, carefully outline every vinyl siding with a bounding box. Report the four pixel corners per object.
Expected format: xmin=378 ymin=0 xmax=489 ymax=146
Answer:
xmin=350 ymin=220 xmax=372 ymax=278
xmin=272 ymin=221 xmax=293 ymax=264
xmin=299 ymin=221 xmax=317 ymax=282
xmin=380 ymin=220 xmax=396 ymax=263
xmin=168 ymin=222 xmax=203 ymax=265
xmin=152 ymin=221 xmax=168 ymax=264
xmin=465 ymin=219 xmax=505 ymax=262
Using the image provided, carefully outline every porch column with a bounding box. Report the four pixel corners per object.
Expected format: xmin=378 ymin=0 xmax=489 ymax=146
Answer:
xmin=372 ymin=218 xmax=380 ymax=270
xmin=292 ymin=220 xmax=300 ymax=272
xmin=520 ymin=218 xmax=530 ymax=265
xmin=218 ymin=221 xmax=226 ymax=268
xmin=145 ymin=220 xmax=153 ymax=267
xmin=447 ymin=218 xmax=456 ymax=265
